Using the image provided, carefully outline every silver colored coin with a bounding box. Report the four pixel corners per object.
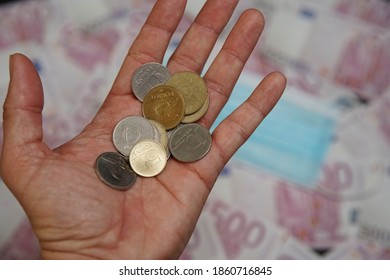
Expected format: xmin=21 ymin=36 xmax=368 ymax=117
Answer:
xmin=131 ymin=62 xmax=171 ymax=101
xmin=129 ymin=140 xmax=167 ymax=177
xmin=168 ymin=123 xmax=212 ymax=162
xmin=166 ymin=128 xmax=178 ymax=159
xmin=95 ymin=152 xmax=137 ymax=191
xmin=113 ymin=116 xmax=155 ymax=156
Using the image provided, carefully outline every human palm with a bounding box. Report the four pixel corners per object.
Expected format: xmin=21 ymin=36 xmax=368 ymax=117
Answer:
xmin=0 ymin=0 xmax=286 ymax=259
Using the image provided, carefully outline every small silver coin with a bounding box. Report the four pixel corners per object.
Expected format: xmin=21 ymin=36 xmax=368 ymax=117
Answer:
xmin=113 ymin=116 xmax=156 ymax=156
xmin=131 ymin=62 xmax=171 ymax=101
xmin=168 ymin=123 xmax=212 ymax=162
xmin=95 ymin=152 xmax=137 ymax=191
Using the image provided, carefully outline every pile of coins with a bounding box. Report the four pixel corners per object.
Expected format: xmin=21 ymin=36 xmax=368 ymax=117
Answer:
xmin=95 ymin=62 xmax=212 ymax=190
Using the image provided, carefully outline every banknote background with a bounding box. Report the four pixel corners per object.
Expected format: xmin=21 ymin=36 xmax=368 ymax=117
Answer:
xmin=0 ymin=0 xmax=389 ymax=259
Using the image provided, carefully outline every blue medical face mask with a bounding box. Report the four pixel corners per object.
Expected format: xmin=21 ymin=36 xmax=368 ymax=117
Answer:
xmin=212 ymin=79 xmax=336 ymax=188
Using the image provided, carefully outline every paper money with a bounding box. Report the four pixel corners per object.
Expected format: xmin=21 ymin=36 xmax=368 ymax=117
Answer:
xmin=269 ymin=237 xmax=320 ymax=260
xmin=331 ymin=31 xmax=390 ymax=101
xmin=0 ymin=182 xmax=28 ymax=248
xmin=316 ymin=94 xmax=388 ymax=200
xmin=58 ymin=25 xmax=120 ymax=71
xmin=253 ymin=0 xmax=390 ymax=101
xmin=203 ymin=198 xmax=289 ymax=259
xmin=1 ymin=0 xmax=389 ymax=260
xmin=357 ymin=162 xmax=390 ymax=247
xmin=0 ymin=1 xmax=48 ymax=48
xmin=334 ymin=0 xmax=390 ymax=28
xmin=0 ymin=218 xmax=40 ymax=260
xmin=276 ymin=182 xmax=345 ymax=249
xmin=179 ymin=215 xmax=225 ymax=260
xmin=325 ymin=238 xmax=390 ymax=260
xmin=208 ymin=161 xmax=360 ymax=253
xmin=366 ymin=89 xmax=390 ymax=145
xmin=182 ymin=169 xmax=326 ymax=259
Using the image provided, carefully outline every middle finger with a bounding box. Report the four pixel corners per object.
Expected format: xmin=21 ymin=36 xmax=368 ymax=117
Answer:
xmin=201 ymin=9 xmax=265 ymax=129
xmin=167 ymin=0 xmax=239 ymax=74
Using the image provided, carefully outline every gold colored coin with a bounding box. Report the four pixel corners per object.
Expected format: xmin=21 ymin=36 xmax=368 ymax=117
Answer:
xmin=182 ymin=94 xmax=210 ymax=123
xmin=142 ymin=85 xmax=185 ymax=130
xmin=165 ymin=71 xmax=208 ymax=115
xmin=149 ymin=119 xmax=168 ymax=148
xmin=129 ymin=140 xmax=167 ymax=177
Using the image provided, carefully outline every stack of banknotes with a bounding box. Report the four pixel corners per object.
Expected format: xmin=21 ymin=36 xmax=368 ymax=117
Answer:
xmin=0 ymin=0 xmax=389 ymax=259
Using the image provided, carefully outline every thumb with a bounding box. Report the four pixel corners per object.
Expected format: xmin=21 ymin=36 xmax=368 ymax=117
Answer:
xmin=1 ymin=53 xmax=48 ymax=178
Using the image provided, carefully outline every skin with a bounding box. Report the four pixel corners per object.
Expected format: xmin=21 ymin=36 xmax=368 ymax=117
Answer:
xmin=0 ymin=0 xmax=286 ymax=259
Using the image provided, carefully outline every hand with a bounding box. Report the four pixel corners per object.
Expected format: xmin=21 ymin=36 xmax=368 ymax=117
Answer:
xmin=0 ymin=0 xmax=286 ymax=259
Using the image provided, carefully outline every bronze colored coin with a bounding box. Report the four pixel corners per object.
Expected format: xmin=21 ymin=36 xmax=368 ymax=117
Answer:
xmin=165 ymin=71 xmax=208 ymax=115
xmin=182 ymin=94 xmax=210 ymax=123
xmin=142 ymin=85 xmax=185 ymax=130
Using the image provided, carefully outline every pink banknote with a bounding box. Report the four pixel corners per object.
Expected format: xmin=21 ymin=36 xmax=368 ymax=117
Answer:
xmin=316 ymin=99 xmax=387 ymax=200
xmin=271 ymin=237 xmax=320 ymax=260
xmin=0 ymin=1 xmax=47 ymax=48
xmin=357 ymin=160 xmax=390 ymax=250
xmin=209 ymin=199 xmax=268 ymax=259
xmin=317 ymin=153 xmax=385 ymax=200
xmin=253 ymin=0 xmax=390 ymax=101
xmin=334 ymin=0 xmax=390 ymax=28
xmin=59 ymin=25 xmax=120 ymax=71
xmin=276 ymin=182 xmax=344 ymax=249
xmin=0 ymin=218 xmax=40 ymax=260
xmin=326 ymin=239 xmax=390 ymax=260
xmin=179 ymin=215 xmax=225 ymax=260
xmin=369 ymin=90 xmax=390 ymax=144
xmin=1 ymin=0 xmax=389 ymax=261
xmin=204 ymin=198 xmax=288 ymax=259
xmin=334 ymin=32 xmax=390 ymax=101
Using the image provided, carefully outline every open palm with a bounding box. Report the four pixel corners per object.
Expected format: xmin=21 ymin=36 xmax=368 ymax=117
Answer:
xmin=0 ymin=0 xmax=286 ymax=259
